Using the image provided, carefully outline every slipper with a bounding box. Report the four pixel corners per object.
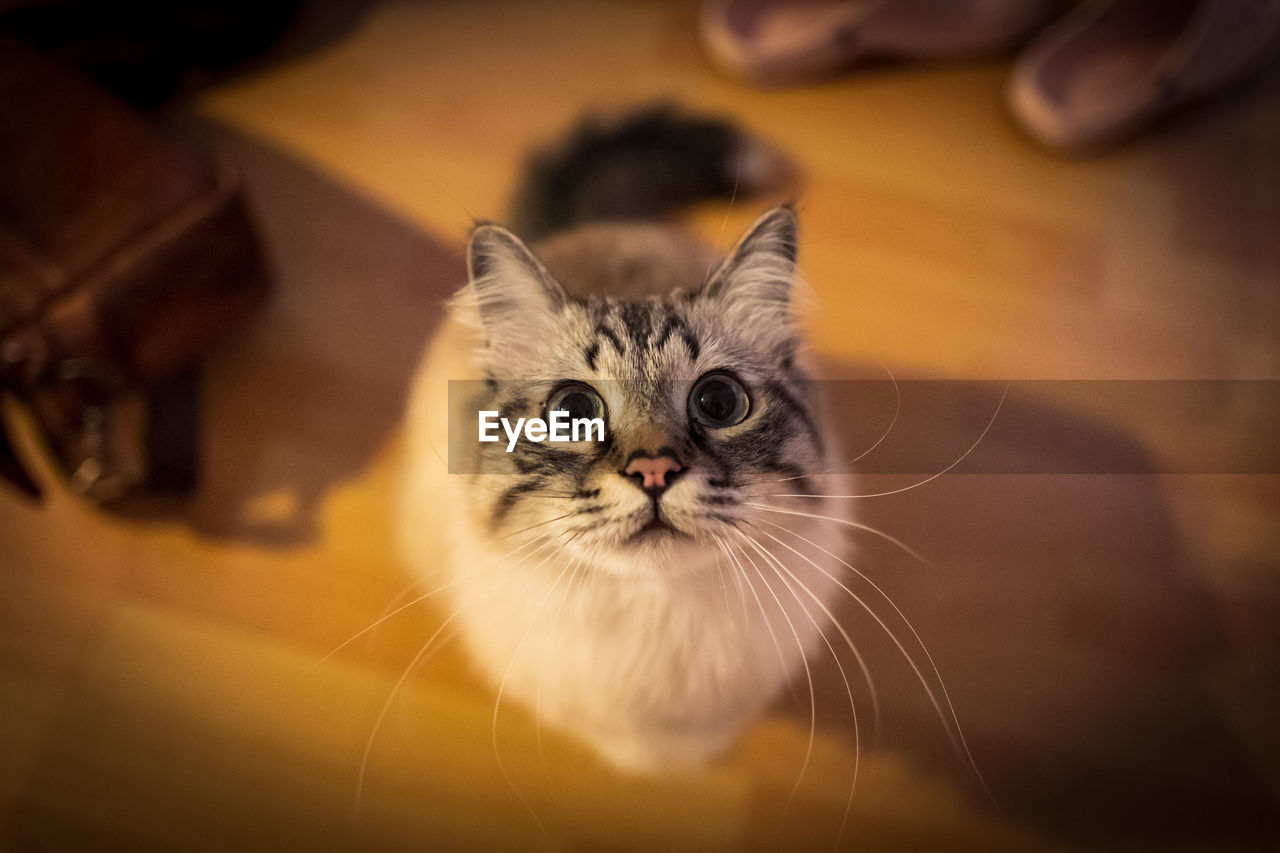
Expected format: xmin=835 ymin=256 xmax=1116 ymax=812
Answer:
xmin=700 ymin=0 xmax=1064 ymax=84
xmin=1007 ymin=0 xmax=1280 ymax=153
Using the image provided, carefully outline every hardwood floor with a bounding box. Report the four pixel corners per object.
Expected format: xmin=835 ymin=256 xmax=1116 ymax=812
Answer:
xmin=2 ymin=1 xmax=1277 ymax=850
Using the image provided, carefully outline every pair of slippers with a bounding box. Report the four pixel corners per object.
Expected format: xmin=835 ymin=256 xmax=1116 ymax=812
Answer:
xmin=701 ymin=0 xmax=1280 ymax=153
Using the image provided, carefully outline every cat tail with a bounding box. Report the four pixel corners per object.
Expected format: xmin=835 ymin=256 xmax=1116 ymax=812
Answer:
xmin=509 ymin=104 xmax=796 ymax=241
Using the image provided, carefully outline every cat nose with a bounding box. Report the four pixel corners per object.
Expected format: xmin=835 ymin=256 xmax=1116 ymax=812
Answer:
xmin=622 ymin=449 xmax=684 ymax=493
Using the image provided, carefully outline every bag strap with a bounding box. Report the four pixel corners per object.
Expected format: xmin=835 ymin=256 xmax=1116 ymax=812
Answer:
xmin=0 ymin=413 xmax=40 ymax=498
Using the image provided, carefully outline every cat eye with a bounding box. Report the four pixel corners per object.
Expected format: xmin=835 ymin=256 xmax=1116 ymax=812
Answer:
xmin=545 ymin=382 xmax=607 ymax=425
xmin=689 ymin=372 xmax=750 ymax=428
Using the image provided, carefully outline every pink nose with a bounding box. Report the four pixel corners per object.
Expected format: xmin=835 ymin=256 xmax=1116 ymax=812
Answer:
xmin=624 ymin=454 xmax=683 ymax=490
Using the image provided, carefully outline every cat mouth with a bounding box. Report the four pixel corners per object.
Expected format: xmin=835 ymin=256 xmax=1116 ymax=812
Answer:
xmin=626 ymin=510 xmax=687 ymax=544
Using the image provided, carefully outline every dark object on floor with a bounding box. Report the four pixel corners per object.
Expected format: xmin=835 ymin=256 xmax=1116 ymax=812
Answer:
xmin=700 ymin=0 xmax=1064 ymax=84
xmin=0 ymin=40 xmax=270 ymax=505
xmin=1008 ymin=0 xmax=1280 ymax=153
xmin=0 ymin=0 xmax=375 ymax=110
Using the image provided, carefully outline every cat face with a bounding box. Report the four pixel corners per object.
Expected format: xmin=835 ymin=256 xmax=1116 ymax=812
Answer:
xmin=455 ymin=208 xmax=827 ymax=574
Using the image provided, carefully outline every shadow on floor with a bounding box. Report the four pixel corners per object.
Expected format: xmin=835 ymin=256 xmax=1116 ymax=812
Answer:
xmin=771 ymin=375 xmax=1278 ymax=847
xmin=167 ymin=118 xmax=463 ymax=545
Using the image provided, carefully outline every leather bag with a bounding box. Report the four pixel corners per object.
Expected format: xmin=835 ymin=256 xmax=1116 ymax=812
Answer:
xmin=0 ymin=39 xmax=270 ymax=505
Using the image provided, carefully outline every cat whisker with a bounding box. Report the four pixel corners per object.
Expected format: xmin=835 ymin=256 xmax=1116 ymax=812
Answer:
xmin=356 ymin=604 xmax=464 ymax=813
xmin=315 ymin=535 xmax=553 ymax=674
xmin=733 ymin=361 xmax=902 ymax=490
xmin=498 ymin=511 xmax=581 ymax=541
xmin=422 ymin=421 xmax=582 ymax=501
xmin=559 ymin=521 xmax=598 ymax=548
xmin=355 ymin=532 xmax=569 ymax=811
xmin=730 ymin=526 xmax=861 ymax=830
xmin=843 ymin=360 xmax=902 ymax=466
xmin=710 ymin=541 xmax=738 ymax=630
xmin=708 ymin=136 xmax=744 ymax=277
xmin=746 ymin=381 xmax=1009 ymax=498
xmin=335 ymin=576 xmax=426 ymax=653
xmin=713 ymin=533 xmax=796 ymax=704
xmin=534 ymin=551 xmax=589 ymax=782
xmin=750 ymin=518 xmax=995 ymax=805
xmin=724 ymin=531 xmax=819 ymax=813
xmin=746 ymin=503 xmax=935 ymax=569
xmin=713 ymin=534 xmax=751 ymax=628
xmin=309 ymin=577 xmax=461 ymax=675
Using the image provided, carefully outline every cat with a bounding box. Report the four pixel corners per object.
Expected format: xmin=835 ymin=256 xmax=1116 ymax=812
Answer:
xmin=398 ymin=108 xmax=855 ymax=774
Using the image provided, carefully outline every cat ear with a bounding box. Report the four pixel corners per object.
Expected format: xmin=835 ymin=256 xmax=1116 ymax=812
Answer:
xmin=465 ymin=222 xmax=568 ymax=332
xmin=456 ymin=223 xmax=568 ymax=372
xmin=701 ymin=206 xmax=797 ymax=322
